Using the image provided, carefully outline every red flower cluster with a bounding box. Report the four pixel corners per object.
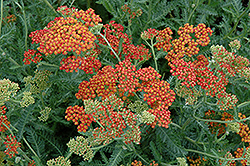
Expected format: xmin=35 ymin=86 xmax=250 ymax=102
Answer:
xmin=2 ymin=134 xmax=21 ymax=158
xmin=65 ymin=105 xmax=94 ymax=132
xmin=23 ymin=49 xmax=42 ymax=65
xmin=160 ymin=23 xmax=212 ymax=62
xmin=98 ymin=21 xmax=151 ymax=61
xmin=66 ymin=95 xmax=140 ymax=145
xmin=59 ymin=56 xmax=101 ymax=73
xmin=75 ymin=59 xmax=175 ymax=128
xmin=141 ymin=28 xmax=159 ymax=40
xmin=155 ymin=27 xmax=173 ymax=52
xmin=0 ymin=106 xmax=10 ymax=132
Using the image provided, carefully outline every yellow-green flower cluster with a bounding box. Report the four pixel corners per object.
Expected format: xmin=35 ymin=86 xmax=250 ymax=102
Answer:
xmin=23 ymin=70 xmax=52 ymax=94
xmin=38 ymin=107 xmax=51 ymax=122
xmin=140 ymin=110 xmax=156 ymax=124
xmin=67 ymin=136 xmax=94 ymax=161
xmin=128 ymin=100 xmax=148 ymax=114
xmin=227 ymin=122 xmax=240 ymax=133
xmin=20 ymin=91 xmax=35 ymax=107
xmin=0 ymin=79 xmax=19 ymax=106
xmin=176 ymin=157 xmax=188 ymax=166
xmin=47 ymin=156 xmax=71 ymax=166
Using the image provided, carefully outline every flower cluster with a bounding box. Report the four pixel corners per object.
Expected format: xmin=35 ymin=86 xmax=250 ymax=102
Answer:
xmin=59 ymin=56 xmax=101 ymax=73
xmin=23 ymin=70 xmax=52 ymax=94
xmin=67 ymin=136 xmax=93 ymax=160
xmin=66 ymin=95 xmax=141 ymax=145
xmin=169 ymin=44 xmax=244 ymax=110
xmin=57 ymin=6 xmax=102 ymax=27
xmin=0 ymin=106 xmax=10 ymax=132
xmin=75 ymin=59 xmax=175 ymax=128
xmin=38 ymin=107 xmax=51 ymax=122
xmin=138 ymin=79 xmax=175 ymax=128
xmin=219 ymin=151 xmax=236 ymax=166
xmin=47 ymin=156 xmax=71 ymax=166
xmin=2 ymin=134 xmax=21 ymax=158
xmin=186 ymin=156 xmax=207 ymax=166
xmin=229 ymin=39 xmax=241 ymax=52
xmin=23 ymin=49 xmax=42 ymax=65
xmin=204 ymin=111 xmax=250 ymax=165
xmin=2 ymin=14 xmax=16 ymax=24
xmin=163 ymin=23 xmax=212 ymax=62
xmin=27 ymin=6 xmax=103 ymax=73
xmin=20 ymin=91 xmax=35 ymax=107
xmin=30 ymin=17 xmax=96 ymax=56
xmin=154 ymin=27 xmax=173 ymax=52
xmin=121 ymin=4 xmax=143 ymax=19
xmin=141 ymin=28 xmax=159 ymax=40
xmin=0 ymin=78 xmax=19 ymax=106
xmin=211 ymin=45 xmax=250 ymax=80
xmin=98 ymin=21 xmax=151 ymax=61
xmin=130 ymin=160 xmax=158 ymax=166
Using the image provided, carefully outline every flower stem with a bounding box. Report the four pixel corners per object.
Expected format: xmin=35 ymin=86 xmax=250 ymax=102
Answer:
xmin=0 ymin=0 xmax=3 ymax=37
xmin=98 ymin=32 xmax=121 ymax=62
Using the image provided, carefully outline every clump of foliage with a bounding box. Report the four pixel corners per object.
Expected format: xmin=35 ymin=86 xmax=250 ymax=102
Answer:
xmin=0 ymin=0 xmax=250 ymax=165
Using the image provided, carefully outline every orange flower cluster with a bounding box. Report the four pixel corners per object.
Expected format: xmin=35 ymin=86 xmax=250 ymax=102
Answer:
xmin=0 ymin=106 xmax=10 ymax=132
xmin=23 ymin=49 xmax=42 ymax=65
xmin=2 ymin=14 xmax=16 ymax=24
xmin=75 ymin=60 xmax=175 ymax=128
xmin=57 ymin=6 xmax=102 ymax=27
xmin=204 ymin=110 xmax=226 ymax=136
xmin=121 ymin=4 xmax=143 ymax=19
xmin=138 ymin=79 xmax=175 ymax=128
xmin=234 ymin=146 xmax=250 ymax=166
xmin=162 ymin=23 xmax=212 ymax=62
xmin=204 ymin=111 xmax=250 ymax=165
xmin=27 ymin=6 xmax=103 ymax=73
xmin=130 ymin=160 xmax=158 ymax=166
xmin=2 ymin=134 xmax=21 ymax=158
xmin=98 ymin=21 xmax=151 ymax=62
xmin=186 ymin=156 xmax=207 ymax=166
xmin=219 ymin=151 xmax=236 ymax=166
xmin=30 ymin=17 xmax=96 ymax=56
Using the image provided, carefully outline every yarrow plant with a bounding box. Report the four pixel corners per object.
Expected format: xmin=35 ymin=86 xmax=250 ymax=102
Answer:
xmin=1 ymin=0 xmax=250 ymax=165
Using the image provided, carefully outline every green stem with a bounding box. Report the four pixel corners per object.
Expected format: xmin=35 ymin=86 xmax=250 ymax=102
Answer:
xmin=222 ymin=4 xmax=250 ymax=40
xmin=0 ymin=0 xmax=3 ymax=37
xmin=98 ymin=32 xmax=121 ymax=62
xmin=65 ymin=151 xmax=74 ymax=160
xmin=170 ymin=122 xmax=182 ymax=129
xmin=91 ymin=140 xmax=114 ymax=151
xmin=187 ymin=0 xmax=199 ymax=23
xmin=23 ymin=137 xmax=40 ymax=159
xmin=14 ymin=1 xmax=28 ymax=50
xmin=42 ymin=0 xmax=57 ymax=14
xmin=131 ymin=145 xmax=149 ymax=165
